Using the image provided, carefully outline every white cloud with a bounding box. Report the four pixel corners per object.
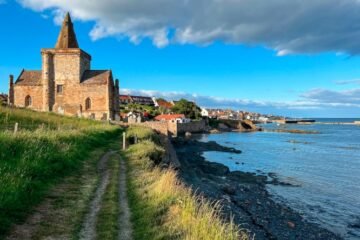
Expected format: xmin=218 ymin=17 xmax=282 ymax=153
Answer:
xmin=334 ymin=79 xmax=360 ymax=85
xmin=16 ymin=0 xmax=360 ymax=54
xmin=301 ymin=88 xmax=360 ymax=105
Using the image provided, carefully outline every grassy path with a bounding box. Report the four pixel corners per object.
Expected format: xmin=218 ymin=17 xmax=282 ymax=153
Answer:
xmin=79 ymin=151 xmax=115 ymax=240
xmin=118 ymin=156 xmax=133 ymax=240
xmin=4 ymin=148 xmax=107 ymax=240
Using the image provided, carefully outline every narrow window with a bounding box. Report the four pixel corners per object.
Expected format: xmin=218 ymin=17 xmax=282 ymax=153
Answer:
xmin=25 ymin=95 xmax=32 ymax=107
xmin=85 ymin=98 xmax=91 ymax=110
xmin=57 ymin=85 xmax=63 ymax=94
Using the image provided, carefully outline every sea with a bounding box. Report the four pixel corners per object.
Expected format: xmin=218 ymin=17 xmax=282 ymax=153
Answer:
xmin=199 ymin=118 xmax=360 ymax=239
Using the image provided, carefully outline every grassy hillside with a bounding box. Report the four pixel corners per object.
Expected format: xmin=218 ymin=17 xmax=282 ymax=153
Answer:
xmin=0 ymin=106 xmax=121 ymax=237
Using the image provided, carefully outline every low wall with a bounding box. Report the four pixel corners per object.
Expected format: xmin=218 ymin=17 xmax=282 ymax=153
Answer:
xmin=132 ymin=121 xmax=169 ymax=135
xmin=130 ymin=119 xmax=208 ymax=136
xmin=159 ymin=134 xmax=181 ymax=169
xmin=175 ymin=120 xmax=208 ymax=135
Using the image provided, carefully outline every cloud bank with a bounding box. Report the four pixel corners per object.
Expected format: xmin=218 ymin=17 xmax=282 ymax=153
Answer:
xmin=121 ymin=87 xmax=360 ymax=114
xmin=17 ymin=0 xmax=360 ymax=54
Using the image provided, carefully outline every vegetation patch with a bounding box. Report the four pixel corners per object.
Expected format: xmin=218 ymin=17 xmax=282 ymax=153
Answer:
xmin=0 ymin=106 xmax=121 ymax=238
xmin=96 ymin=153 xmax=121 ymax=240
xmin=126 ymin=125 xmax=160 ymax=144
xmin=125 ymin=126 xmax=247 ymax=240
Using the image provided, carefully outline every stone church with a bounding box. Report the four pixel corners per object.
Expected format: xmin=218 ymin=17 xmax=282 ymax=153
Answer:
xmin=8 ymin=13 xmax=120 ymax=120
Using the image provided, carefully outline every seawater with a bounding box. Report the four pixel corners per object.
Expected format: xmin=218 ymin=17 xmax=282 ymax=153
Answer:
xmin=199 ymin=119 xmax=360 ymax=239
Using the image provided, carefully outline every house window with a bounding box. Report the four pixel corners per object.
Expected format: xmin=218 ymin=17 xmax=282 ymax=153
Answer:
xmin=25 ymin=95 xmax=32 ymax=107
xmin=57 ymin=85 xmax=63 ymax=94
xmin=85 ymin=97 xmax=91 ymax=110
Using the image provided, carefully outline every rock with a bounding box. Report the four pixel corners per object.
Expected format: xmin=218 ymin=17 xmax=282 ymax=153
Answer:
xmin=199 ymin=162 xmax=230 ymax=176
xmin=287 ymin=221 xmax=296 ymax=228
xmin=209 ymin=129 xmax=220 ymax=134
xmin=222 ymin=195 xmax=232 ymax=203
xmin=222 ymin=184 xmax=236 ymax=195
xmin=235 ymin=162 xmax=240 ymax=165
xmin=185 ymin=131 xmax=192 ymax=137
xmin=218 ymin=123 xmax=230 ymax=131
xmin=241 ymin=120 xmax=258 ymax=130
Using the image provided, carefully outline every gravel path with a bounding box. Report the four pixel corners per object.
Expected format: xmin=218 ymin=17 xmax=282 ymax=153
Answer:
xmin=79 ymin=151 xmax=115 ymax=240
xmin=118 ymin=156 xmax=133 ymax=240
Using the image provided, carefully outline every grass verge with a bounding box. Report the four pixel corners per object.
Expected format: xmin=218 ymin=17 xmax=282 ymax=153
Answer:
xmin=125 ymin=126 xmax=248 ymax=240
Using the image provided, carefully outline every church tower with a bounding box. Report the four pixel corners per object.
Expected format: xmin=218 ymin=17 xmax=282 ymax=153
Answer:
xmin=41 ymin=12 xmax=91 ymax=112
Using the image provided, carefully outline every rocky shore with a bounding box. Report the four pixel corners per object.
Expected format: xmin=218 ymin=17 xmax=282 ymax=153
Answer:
xmin=173 ymin=137 xmax=342 ymax=240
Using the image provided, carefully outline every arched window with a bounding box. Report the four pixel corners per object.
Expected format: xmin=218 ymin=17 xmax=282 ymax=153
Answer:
xmin=85 ymin=98 xmax=91 ymax=110
xmin=25 ymin=95 xmax=32 ymax=107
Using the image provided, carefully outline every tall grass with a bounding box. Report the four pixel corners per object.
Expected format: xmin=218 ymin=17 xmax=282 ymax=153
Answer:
xmin=0 ymin=106 xmax=121 ymax=237
xmin=126 ymin=125 xmax=160 ymax=144
xmin=125 ymin=126 xmax=248 ymax=240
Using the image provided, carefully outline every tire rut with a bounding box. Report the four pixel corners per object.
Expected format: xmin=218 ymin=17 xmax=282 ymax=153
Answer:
xmin=79 ymin=150 xmax=115 ymax=240
xmin=118 ymin=156 xmax=133 ymax=240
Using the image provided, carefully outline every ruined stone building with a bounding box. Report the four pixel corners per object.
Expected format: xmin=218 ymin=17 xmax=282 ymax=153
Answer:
xmin=8 ymin=13 xmax=120 ymax=120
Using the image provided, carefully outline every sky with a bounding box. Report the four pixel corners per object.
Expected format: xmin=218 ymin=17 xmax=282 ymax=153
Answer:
xmin=1 ymin=0 xmax=360 ymax=117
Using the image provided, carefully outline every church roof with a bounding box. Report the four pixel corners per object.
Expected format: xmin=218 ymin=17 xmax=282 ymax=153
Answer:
xmin=15 ymin=70 xmax=42 ymax=86
xmin=55 ymin=12 xmax=79 ymax=49
xmin=81 ymin=70 xmax=111 ymax=85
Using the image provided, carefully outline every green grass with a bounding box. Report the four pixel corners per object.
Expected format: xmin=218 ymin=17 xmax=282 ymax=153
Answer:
xmin=125 ymin=126 xmax=248 ymax=240
xmin=0 ymin=106 xmax=121 ymax=238
xmin=96 ymin=153 xmax=120 ymax=240
xmin=126 ymin=125 xmax=160 ymax=144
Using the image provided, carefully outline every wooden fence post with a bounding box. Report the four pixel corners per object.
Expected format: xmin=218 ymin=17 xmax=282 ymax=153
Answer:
xmin=123 ymin=132 xmax=126 ymax=150
xmin=14 ymin=122 xmax=18 ymax=134
xmin=134 ymin=134 xmax=138 ymax=144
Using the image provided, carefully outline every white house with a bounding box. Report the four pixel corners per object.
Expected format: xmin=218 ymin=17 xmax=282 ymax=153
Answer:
xmin=200 ymin=108 xmax=209 ymax=117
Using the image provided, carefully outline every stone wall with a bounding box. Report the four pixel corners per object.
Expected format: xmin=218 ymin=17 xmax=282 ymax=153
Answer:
xmin=131 ymin=119 xmax=208 ymax=136
xmin=176 ymin=119 xmax=208 ymax=135
xmin=14 ymin=85 xmax=43 ymax=111
xmin=135 ymin=121 xmax=170 ymax=135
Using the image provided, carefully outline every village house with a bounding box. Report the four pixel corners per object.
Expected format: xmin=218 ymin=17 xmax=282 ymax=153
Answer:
xmin=119 ymin=95 xmax=155 ymax=106
xmin=200 ymin=108 xmax=209 ymax=117
xmin=154 ymin=114 xmax=191 ymax=123
xmin=8 ymin=13 xmax=120 ymax=120
xmin=153 ymin=99 xmax=174 ymax=109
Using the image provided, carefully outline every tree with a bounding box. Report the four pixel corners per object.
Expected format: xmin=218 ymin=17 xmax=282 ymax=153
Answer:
xmin=171 ymin=99 xmax=201 ymax=119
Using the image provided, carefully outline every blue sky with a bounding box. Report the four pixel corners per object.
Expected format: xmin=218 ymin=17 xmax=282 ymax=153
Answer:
xmin=1 ymin=0 xmax=360 ymax=117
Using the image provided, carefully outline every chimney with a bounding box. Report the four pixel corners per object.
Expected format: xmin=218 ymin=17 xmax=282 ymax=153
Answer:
xmin=8 ymin=75 xmax=14 ymax=105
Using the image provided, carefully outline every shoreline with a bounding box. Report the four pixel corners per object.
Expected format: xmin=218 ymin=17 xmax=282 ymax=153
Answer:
xmin=173 ymin=137 xmax=342 ymax=240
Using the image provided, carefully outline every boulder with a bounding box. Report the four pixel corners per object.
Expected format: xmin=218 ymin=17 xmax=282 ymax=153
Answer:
xmin=218 ymin=123 xmax=230 ymax=131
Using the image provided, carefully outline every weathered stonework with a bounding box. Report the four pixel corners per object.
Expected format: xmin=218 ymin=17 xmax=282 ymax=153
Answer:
xmin=9 ymin=12 xmax=120 ymax=120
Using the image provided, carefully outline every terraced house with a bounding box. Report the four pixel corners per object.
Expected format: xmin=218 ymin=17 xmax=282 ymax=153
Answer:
xmin=8 ymin=13 xmax=120 ymax=120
